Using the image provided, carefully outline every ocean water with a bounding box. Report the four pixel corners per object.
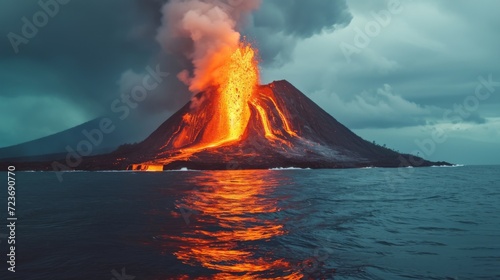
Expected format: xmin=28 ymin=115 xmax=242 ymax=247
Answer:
xmin=1 ymin=166 xmax=499 ymax=279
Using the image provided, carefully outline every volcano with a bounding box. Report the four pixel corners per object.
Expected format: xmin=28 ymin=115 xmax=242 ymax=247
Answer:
xmin=71 ymin=79 xmax=447 ymax=171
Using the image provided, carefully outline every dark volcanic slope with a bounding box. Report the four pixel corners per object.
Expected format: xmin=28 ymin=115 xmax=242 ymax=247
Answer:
xmin=3 ymin=80 xmax=450 ymax=171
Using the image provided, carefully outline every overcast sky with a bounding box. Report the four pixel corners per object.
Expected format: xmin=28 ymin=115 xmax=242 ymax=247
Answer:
xmin=1 ymin=0 xmax=499 ymax=164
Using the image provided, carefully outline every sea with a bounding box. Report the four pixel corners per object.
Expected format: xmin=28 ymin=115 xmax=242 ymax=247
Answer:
xmin=1 ymin=165 xmax=499 ymax=279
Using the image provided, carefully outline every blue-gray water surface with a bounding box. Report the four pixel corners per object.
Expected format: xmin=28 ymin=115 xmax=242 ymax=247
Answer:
xmin=1 ymin=165 xmax=499 ymax=279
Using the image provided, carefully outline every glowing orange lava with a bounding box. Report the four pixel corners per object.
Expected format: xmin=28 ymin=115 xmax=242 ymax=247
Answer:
xmin=196 ymin=43 xmax=259 ymax=147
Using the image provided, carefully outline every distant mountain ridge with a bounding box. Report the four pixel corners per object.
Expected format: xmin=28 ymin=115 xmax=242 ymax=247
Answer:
xmin=0 ymin=119 xmax=115 ymax=161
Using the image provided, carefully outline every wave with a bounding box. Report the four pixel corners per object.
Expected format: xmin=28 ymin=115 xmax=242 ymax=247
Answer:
xmin=431 ymin=164 xmax=465 ymax=168
xmin=269 ymin=167 xmax=311 ymax=170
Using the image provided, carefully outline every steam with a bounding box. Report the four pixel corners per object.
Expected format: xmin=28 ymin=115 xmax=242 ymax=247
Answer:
xmin=156 ymin=0 xmax=261 ymax=93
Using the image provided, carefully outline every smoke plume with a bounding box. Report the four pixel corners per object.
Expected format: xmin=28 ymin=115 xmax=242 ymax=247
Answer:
xmin=156 ymin=0 xmax=261 ymax=93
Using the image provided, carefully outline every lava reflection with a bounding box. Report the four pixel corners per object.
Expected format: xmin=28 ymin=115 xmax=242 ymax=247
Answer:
xmin=171 ymin=170 xmax=302 ymax=279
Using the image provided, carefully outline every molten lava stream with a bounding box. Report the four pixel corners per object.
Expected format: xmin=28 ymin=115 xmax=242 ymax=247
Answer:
xmin=196 ymin=44 xmax=259 ymax=148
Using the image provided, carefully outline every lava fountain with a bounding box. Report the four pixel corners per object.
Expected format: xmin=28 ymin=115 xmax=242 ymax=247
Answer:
xmin=191 ymin=43 xmax=259 ymax=148
xmin=169 ymin=42 xmax=260 ymax=150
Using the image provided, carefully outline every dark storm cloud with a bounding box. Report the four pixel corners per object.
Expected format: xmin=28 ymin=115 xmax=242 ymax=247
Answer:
xmin=0 ymin=0 xmax=152 ymax=110
xmin=255 ymin=0 xmax=351 ymax=37
xmin=0 ymin=0 xmax=190 ymax=147
xmin=246 ymin=0 xmax=352 ymax=66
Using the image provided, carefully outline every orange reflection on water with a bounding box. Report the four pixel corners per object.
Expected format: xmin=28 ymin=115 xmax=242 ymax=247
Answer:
xmin=171 ymin=170 xmax=303 ymax=279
